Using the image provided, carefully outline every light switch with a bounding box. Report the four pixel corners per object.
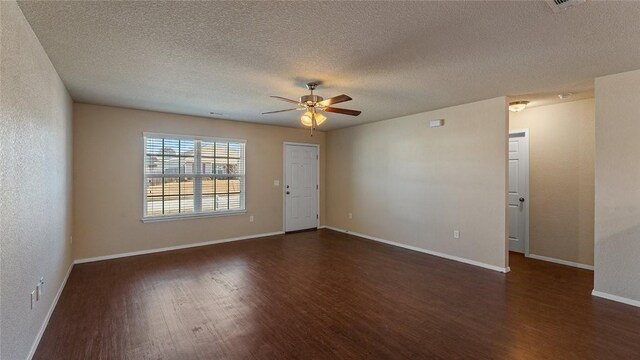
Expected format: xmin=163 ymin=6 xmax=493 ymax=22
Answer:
xmin=273 ymin=180 xmax=280 ymax=186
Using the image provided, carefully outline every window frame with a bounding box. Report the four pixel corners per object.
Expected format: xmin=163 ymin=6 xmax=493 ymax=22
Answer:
xmin=141 ymin=132 xmax=246 ymax=223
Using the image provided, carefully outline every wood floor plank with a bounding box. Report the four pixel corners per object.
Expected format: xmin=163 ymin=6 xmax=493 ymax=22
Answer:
xmin=33 ymin=229 xmax=640 ymax=359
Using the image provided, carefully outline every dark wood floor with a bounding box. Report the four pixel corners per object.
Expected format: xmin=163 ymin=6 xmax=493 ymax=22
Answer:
xmin=35 ymin=229 xmax=640 ymax=359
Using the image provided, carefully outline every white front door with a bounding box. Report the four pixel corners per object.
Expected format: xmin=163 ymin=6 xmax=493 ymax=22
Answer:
xmin=508 ymin=130 xmax=529 ymax=254
xmin=284 ymin=144 xmax=318 ymax=232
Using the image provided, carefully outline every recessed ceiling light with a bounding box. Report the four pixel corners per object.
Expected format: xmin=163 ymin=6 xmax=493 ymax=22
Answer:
xmin=558 ymin=93 xmax=573 ymax=99
xmin=509 ymin=101 xmax=530 ymax=112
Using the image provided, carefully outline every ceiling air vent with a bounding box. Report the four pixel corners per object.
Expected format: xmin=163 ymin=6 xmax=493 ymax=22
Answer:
xmin=546 ymin=0 xmax=586 ymax=13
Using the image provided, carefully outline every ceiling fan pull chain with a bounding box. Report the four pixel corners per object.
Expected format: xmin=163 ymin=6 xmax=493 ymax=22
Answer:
xmin=311 ymin=113 xmax=317 ymax=136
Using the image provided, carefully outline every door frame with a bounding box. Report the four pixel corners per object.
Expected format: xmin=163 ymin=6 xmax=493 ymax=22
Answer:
xmin=508 ymin=129 xmax=530 ymax=256
xmin=283 ymin=142 xmax=320 ymax=232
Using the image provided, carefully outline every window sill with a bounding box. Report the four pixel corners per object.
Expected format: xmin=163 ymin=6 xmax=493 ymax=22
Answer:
xmin=141 ymin=210 xmax=246 ymax=223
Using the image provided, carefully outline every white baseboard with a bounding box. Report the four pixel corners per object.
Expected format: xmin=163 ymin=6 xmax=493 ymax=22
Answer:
xmin=27 ymin=261 xmax=74 ymax=360
xmin=526 ymin=253 xmax=594 ymax=271
xmin=592 ymin=290 xmax=640 ymax=308
xmin=323 ymin=226 xmax=510 ymax=273
xmin=74 ymin=231 xmax=285 ymax=264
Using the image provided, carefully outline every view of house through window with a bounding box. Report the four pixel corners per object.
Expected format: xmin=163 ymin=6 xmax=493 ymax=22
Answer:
xmin=144 ymin=134 xmax=245 ymax=219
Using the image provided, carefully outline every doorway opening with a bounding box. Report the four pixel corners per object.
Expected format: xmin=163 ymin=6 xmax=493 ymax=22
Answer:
xmin=506 ymin=95 xmax=595 ymax=272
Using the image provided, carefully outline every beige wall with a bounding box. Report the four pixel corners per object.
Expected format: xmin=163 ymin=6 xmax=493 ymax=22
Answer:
xmin=509 ymin=99 xmax=595 ymax=266
xmin=594 ymin=69 xmax=640 ymax=302
xmin=0 ymin=2 xmax=74 ymax=359
xmin=73 ymin=104 xmax=325 ymax=259
xmin=326 ymin=97 xmax=508 ymax=270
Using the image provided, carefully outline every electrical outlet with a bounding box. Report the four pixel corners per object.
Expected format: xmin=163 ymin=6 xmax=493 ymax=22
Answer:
xmin=348 ymin=213 xmax=353 ymax=219
xmin=30 ymin=291 xmax=35 ymax=309
xmin=249 ymin=215 xmax=254 ymax=223
xmin=39 ymin=278 xmax=44 ymax=297
xmin=453 ymin=230 xmax=460 ymax=239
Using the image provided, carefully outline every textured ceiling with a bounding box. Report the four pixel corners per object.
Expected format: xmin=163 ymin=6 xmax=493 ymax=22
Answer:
xmin=17 ymin=1 xmax=640 ymax=130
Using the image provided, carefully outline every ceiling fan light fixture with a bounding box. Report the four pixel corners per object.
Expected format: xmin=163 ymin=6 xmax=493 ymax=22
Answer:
xmin=301 ymin=111 xmax=326 ymax=127
xmin=300 ymin=112 xmax=312 ymax=127
xmin=509 ymin=100 xmax=530 ymax=112
xmin=315 ymin=112 xmax=327 ymax=125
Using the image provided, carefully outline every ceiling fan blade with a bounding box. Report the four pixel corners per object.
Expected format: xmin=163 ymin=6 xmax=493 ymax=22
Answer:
xmin=324 ymin=107 xmax=362 ymax=116
xmin=318 ymin=94 xmax=352 ymax=107
xmin=262 ymin=108 xmax=298 ymax=114
xmin=270 ymin=96 xmax=301 ymax=105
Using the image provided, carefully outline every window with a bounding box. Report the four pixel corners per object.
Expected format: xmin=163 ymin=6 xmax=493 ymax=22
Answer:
xmin=143 ymin=133 xmax=246 ymax=221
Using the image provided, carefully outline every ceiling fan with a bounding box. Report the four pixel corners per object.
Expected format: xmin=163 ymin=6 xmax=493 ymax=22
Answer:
xmin=262 ymin=82 xmax=361 ymax=135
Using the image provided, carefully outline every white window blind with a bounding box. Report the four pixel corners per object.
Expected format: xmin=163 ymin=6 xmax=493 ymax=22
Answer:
xmin=143 ymin=133 xmax=246 ymax=221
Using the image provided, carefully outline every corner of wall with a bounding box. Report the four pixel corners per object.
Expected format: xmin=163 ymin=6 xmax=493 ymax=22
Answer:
xmin=0 ymin=2 xmax=74 ymax=359
xmin=594 ymin=68 xmax=640 ymax=304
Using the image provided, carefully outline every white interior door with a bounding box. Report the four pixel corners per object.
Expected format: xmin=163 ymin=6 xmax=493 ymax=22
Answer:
xmin=285 ymin=144 xmax=318 ymax=232
xmin=508 ymin=130 xmax=529 ymax=254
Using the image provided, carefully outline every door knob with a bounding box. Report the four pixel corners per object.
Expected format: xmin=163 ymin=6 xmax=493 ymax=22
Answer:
xmin=286 ymin=191 xmax=290 ymax=195
xmin=519 ymin=197 xmax=525 ymax=202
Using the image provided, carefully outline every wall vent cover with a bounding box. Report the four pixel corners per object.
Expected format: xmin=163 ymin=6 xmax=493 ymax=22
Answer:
xmin=546 ymin=0 xmax=586 ymax=13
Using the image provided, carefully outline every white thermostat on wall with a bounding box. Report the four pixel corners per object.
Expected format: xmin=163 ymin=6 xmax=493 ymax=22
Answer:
xmin=429 ymin=119 xmax=445 ymax=128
